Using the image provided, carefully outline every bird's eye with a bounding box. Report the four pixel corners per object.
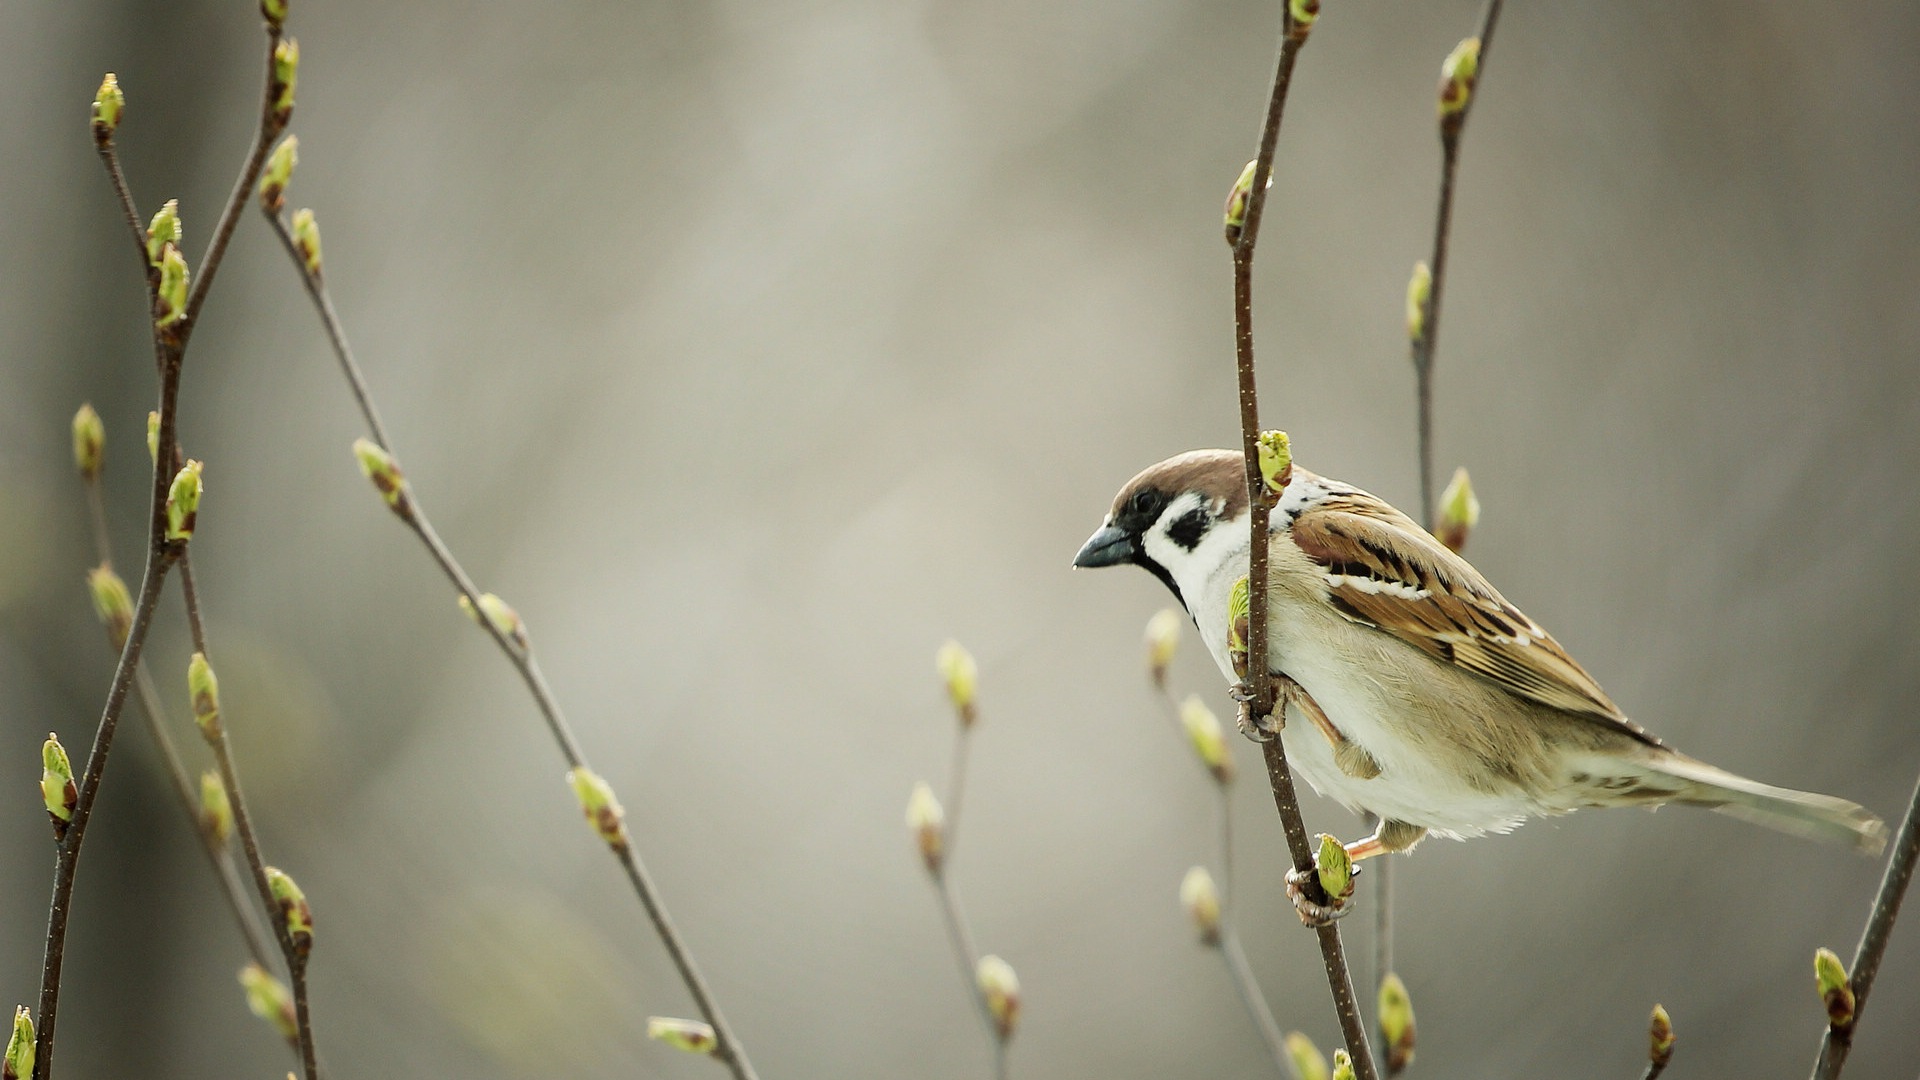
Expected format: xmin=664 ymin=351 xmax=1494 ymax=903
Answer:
xmin=1128 ymin=490 xmax=1158 ymax=515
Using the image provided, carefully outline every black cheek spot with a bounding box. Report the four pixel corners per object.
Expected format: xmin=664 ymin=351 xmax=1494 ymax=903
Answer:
xmin=1167 ymin=509 xmax=1209 ymax=551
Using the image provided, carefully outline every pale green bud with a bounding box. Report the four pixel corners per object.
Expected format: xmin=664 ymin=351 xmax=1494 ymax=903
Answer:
xmin=1144 ymin=608 xmax=1182 ymax=689
xmin=238 ymin=963 xmax=298 ymax=1044
xmin=271 ymin=39 xmax=299 ymax=122
xmin=1179 ymin=695 xmax=1233 ymax=784
xmin=1815 ymin=947 xmax=1854 ymax=1030
xmin=1258 ymin=429 xmax=1293 ymax=494
xmin=188 ymin=651 xmax=221 ymax=740
xmin=1179 ymin=866 xmax=1221 ymax=945
xmin=935 ymin=640 xmax=978 ymax=726
xmin=3 ymin=1006 xmax=32 ymax=1080
xmin=459 ymin=592 xmax=528 ymax=649
xmin=1314 ymin=833 xmax=1352 ymax=901
xmin=1438 ymin=38 xmax=1481 ymax=121
xmin=261 ymin=0 xmax=288 ymax=30
xmin=265 ymin=866 xmax=313 ymax=957
xmin=1330 ymin=1048 xmax=1355 ymax=1080
xmin=290 ymin=207 xmax=321 ymax=275
xmin=976 ymin=955 xmax=1020 ymax=1040
xmin=72 ymin=403 xmax=105 ymax=482
xmin=92 ymin=74 xmax=124 ymax=142
xmin=1285 ymin=1032 xmax=1329 ymax=1080
xmin=351 ymin=438 xmax=411 ymax=516
xmin=906 ymin=781 xmax=945 ymax=873
xmin=1226 ymin=576 xmax=1250 ymax=680
xmin=146 ymin=411 xmax=160 ymax=465
xmin=1406 ymin=261 xmax=1432 ymax=343
xmin=42 ymin=734 xmax=76 ymax=838
xmin=568 ymin=767 xmax=629 ymax=851
xmin=1648 ymin=1003 xmax=1675 ymax=1067
xmin=1288 ymin=0 xmax=1320 ymax=37
xmin=87 ymin=564 xmax=133 ymax=649
xmin=166 ymin=460 xmax=203 ymax=541
xmin=1435 ymin=466 xmax=1479 ymax=553
xmin=647 ymin=1017 xmax=717 ymax=1055
xmin=259 ymin=136 xmax=298 ymax=213
xmin=200 ymin=769 xmax=233 ymax=847
xmin=146 ymin=199 xmax=182 ymax=267
xmin=1224 ymin=159 xmax=1259 ymax=246
xmin=155 ymin=244 xmax=189 ymax=329
xmin=1379 ymin=971 xmax=1415 ymax=1074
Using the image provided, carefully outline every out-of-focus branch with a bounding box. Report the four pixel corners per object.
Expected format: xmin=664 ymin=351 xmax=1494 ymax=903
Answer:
xmin=1223 ymin=6 xmax=1379 ymax=1078
xmin=1810 ymin=772 xmax=1920 ymax=1080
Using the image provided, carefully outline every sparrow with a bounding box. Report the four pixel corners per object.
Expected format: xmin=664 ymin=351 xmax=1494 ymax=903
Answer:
xmin=1075 ymin=449 xmax=1885 ymax=917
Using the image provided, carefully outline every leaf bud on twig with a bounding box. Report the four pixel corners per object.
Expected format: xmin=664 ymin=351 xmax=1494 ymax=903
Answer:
xmin=1285 ymin=1031 xmax=1329 ymax=1080
xmin=41 ymin=734 xmax=76 ymax=840
xmin=146 ymin=411 xmax=160 ymax=465
xmin=647 ymin=1016 xmax=718 ymax=1055
xmin=290 ymin=207 xmax=322 ymax=276
xmin=1143 ymin=608 xmax=1182 ymax=690
xmin=351 ymin=438 xmax=413 ymax=518
xmin=155 ymin=244 xmax=190 ymax=330
xmin=1179 ymin=695 xmax=1234 ymax=784
xmin=72 ymin=404 xmax=105 ymax=483
xmin=1226 ymin=576 xmax=1250 ymax=680
xmin=261 ymin=0 xmax=288 ymax=31
xmin=1814 ymin=947 xmax=1855 ymax=1031
xmin=166 ymin=460 xmax=203 ymax=541
xmin=200 ymin=769 xmax=233 ymax=847
xmin=1287 ymin=0 xmax=1320 ymax=40
xmin=1406 ymin=261 xmax=1431 ymax=345
xmin=259 ymin=136 xmax=298 ymax=213
xmin=1438 ymin=38 xmax=1481 ymax=126
xmin=905 ymin=781 xmax=945 ymax=873
xmin=1330 ymin=1048 xmax=1355 ymax=1080
xmin=1179 ymin=866 xmax=1221 ymax=945
xmin=975 ymin=955 xmax=1020 ymax=1040
xmin=238 ymin=963 xmax=298 ymax=1044
xmin=1379 ymin=972 xmax=1415 ymax=1074
xmin=935 ymin=640 xmax=978 ymax=727
xmin=1434 ymin=466 xmax=1479 ymax=553
xmin=87 ymin=565 xmax=133 ymax=649
xmin=91 ymin=74 xmax=124 ymax=144
xmin=1258 ymin=429 xmax=1293 ymax=494
xmin=265 ymin=867 xmax=314 ymax=957
xmin=1314 ymin=833 xmax=1352 ymax=901
xmin=1648 ymin=1003 xmax=1675 ymax=1070
xmin=3 ymin=1006 xmax=31 ymax=1080
xmin=270 ymin=39 xmax=299 ymax=124
xmin=459 ymin=592 xmax=529 ymax=649
xmin=567 ymin=767 xmax=630 ymax=852
xmin=188 ymin=651 xmax=222 ymax=740
xmin=1224 ymin=159 xmax=1258 ymax=247
xmin=146 ymin=199 xmax=183 ymax=267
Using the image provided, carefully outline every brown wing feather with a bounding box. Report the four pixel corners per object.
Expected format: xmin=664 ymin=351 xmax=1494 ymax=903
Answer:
xmin=1288 ymin=493 xmax=1661 ymax=746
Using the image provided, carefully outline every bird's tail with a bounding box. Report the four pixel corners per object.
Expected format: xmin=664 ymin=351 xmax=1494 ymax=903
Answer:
xmin=1642 ymin=752 xmax=1887 ymax=855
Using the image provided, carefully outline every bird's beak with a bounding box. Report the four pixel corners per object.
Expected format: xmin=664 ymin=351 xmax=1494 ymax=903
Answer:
xmin=1072 ymin=524 xmax=1135 ymax=568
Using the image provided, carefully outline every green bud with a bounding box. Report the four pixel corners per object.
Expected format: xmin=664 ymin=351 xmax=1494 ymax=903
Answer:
xmin=935 ymin=640 xmax=978 ymax=726
xmin=261 ymin=0 xmax=288 ymax=30
xmin=1815 ymin=947 xmax=1854 ymax=1030
xmin=291 ymin=207 xmax=322 ymax=276
xmin=155 ymin=244 xmax=189 ymax=329
xmin=1287 ymin=0 xmax=1320 ymax=38
xmin=567 ymin=767 xmax=629 ymax=852
xmin=238 ymin=963 xmax=298 ymax=1044
xmin=1435 ymin=466 xmax=1479 ymax=553
xmin=165 ymin=459 xmax=203 ymax=542
xmin=458 ymin=592 xmax=528 ymax=649
xmin=351 ymin=438 xmax=411 ymax=516
xmin=647 ymin=1016 xmax=717 ymax=1055
xmin=259 ymin=135 xmax=298 ymax=213
xmin=1285 ymin=1032 xmax=1329 ymax=1080
xmin=906 ymin=781 xmax=945 ymax=873
xmin=1379 ymin=972 xmax=1415 ymax=1074
xmin=1258 ymin=429 xmax=1293 ymax=494
xmin=3 ymin=1006 xmax=32 ymax=1080
xmin=271 ymin=38 xmax=299 ymax=122
xmin=1648 ymin=1003 xmax=1675 ymax=1067
xmin=146 ymin=199 xmax=182 ymax=267
xmin=72 ymin=403 xmax=105 ymax=482
xmin=1224 ymin=159 xmax=1259 ymax=246
xmin=975 ymin=955 xmax=1020 ymax=1040
xmin=1179 ymin=866 xmax=1221 ymax=945
xmin=265 ymin=866 xmax=314 ymax=957
xmin=146 ymin=411 xmax=160 ymax=465
xmin=1314 ymin=833 xmax=1352 ymax=901
xmin=87 ymin=564 xmax=134 ymax=648
xmin=1406 ymin=261 xmax=1431 ymax=343
xmin=188 ymin=651 xmax=222 ymax=740
xmin=1438 ymin=38 xmax=1481 ymax=121
xmin=200 ymin=769 xmax=233 ymax=847
xmin=1330 ymin=1048 xmax=1355 ymax=1080
xmin=42 ymin=734 xmax=77 ymax=838
xmin=1179 ymin=695 xmax=1233 ymax=784
xmin=92 ymin=73 xmax=124 ymax=142
xmin=1226 ymin=576 xmax=1250 ymax=680
xmin=1144 ymin=608 xmax=1182 ymax=689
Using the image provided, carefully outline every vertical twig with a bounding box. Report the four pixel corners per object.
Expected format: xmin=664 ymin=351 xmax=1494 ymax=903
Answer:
xmin=1228 ymin=9 xmax=1379 ymax=1079
xmin=1810 ymin=771 xmax=1920 ymax=1080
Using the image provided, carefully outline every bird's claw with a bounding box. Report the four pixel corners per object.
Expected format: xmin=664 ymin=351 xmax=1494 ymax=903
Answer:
xmin=1235 ymin=700 xmax=1277 ymax=743
xmin=1284 ymin=864 xmax=1358 ymax=928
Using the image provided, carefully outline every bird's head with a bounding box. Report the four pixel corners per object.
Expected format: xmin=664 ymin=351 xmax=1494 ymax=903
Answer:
xmin=1072 ymin=449 xmax=1251 ymax=610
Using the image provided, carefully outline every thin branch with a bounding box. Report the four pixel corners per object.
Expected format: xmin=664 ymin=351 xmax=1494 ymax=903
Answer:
xmin=1811 ymin=770 xmax=1920 ymax=1080
xmin=1227 ymin=11 xmax=1380 ymax=1080
xmin=262 ymin=209 xmax=757 ymax=1079
xmin=929 ymin=720 xmax=1007 ymax=1078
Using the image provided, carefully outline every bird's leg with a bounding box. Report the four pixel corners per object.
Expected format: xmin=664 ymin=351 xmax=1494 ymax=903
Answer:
xmin=1283 ymin=821 xmax=1427 ymax=927
xmin=1230 ymin=679 xmax=1277 ymax=743
xmin=1274 ymin=674 xmax=1381 ymax=780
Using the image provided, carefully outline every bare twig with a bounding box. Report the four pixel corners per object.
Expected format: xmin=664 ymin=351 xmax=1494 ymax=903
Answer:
xmin=1226 ymin=10 xmax=1380 ymax=1080
xmin=261 ymin=208 xmax=758 ymax=1079
xmin=932 ymin=717 xmax=1009 ymax=1079
xmin=1810 ymin=771 xmax=1920 ymax=1080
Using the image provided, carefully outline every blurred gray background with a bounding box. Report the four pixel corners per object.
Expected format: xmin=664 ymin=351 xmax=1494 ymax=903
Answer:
xmin=2 ymin=0 xmax=1918 ymax=1077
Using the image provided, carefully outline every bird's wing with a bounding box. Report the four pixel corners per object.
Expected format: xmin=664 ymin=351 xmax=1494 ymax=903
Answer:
xmin=1286 ymin=492 xmax=1660 ymax=746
